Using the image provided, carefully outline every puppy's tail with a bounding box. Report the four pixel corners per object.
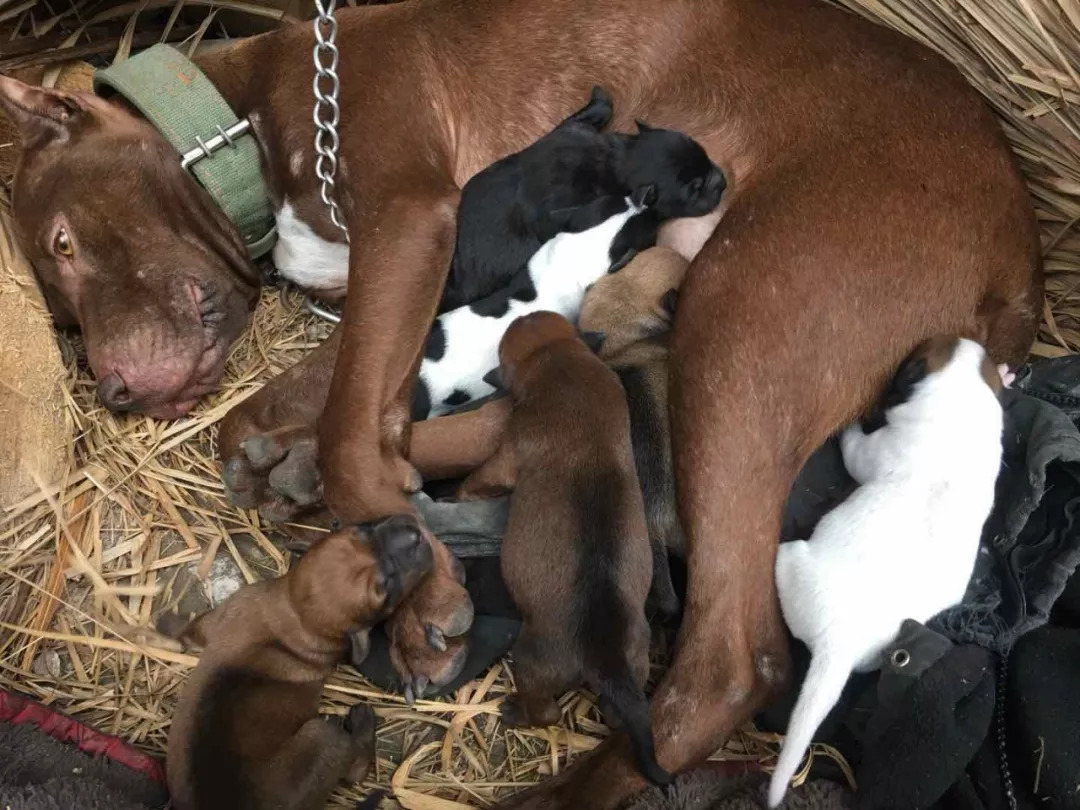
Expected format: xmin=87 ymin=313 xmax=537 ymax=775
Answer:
xmin=596 ymin=667 xmax=671 ymax=787
xmin=767 ymin=648 xmax=856 ymax=808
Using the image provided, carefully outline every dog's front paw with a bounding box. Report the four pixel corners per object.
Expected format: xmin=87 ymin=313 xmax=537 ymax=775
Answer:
xmin=221 ymin=425 xmax=324 ymax=522
xmin=386 ymin=544 xmax=473 ymax=701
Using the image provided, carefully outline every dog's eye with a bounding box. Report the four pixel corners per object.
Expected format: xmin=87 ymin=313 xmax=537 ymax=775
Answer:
xmin=54 ymin=228 xmax=73 ymax=257
xmin=689 ymin=177 xmax=705 ymax=195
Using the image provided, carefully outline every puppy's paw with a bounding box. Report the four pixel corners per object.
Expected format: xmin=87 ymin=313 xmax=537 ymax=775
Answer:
xmin=393 ymin=634 xmax=468 ymax=704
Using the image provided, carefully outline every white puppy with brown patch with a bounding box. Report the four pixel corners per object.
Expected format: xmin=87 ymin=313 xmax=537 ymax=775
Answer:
xmin=768 ymin=336 xmax=1008 ymax=808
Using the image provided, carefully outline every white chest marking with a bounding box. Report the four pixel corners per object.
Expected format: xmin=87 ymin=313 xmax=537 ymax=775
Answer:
xmin=272 ymin=199 xmax=349 ymax=292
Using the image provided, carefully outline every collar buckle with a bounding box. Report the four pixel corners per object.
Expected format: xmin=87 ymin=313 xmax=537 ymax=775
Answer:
xmin=180 ymin=119 xmax=253 ymax=171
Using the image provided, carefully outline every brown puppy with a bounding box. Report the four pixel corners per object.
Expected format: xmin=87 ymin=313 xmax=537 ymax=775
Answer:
xmin=457 ymin=311 xmax=668 ymax=786
xmin=162 ymin=515 xmax=432 ymax=810
xmin=579 ymin=247 xmax=690 ymax=618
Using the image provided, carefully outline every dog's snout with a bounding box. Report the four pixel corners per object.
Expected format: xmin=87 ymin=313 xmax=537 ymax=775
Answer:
xmin=98 ymin=371 xmax=135 ymax=412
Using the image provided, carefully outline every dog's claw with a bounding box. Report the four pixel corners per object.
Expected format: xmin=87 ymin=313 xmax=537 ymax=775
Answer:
xmin=425 ymin=623 xmax=447 ymax=653
xmin=404 ymin=682 xmax=415 ymax=705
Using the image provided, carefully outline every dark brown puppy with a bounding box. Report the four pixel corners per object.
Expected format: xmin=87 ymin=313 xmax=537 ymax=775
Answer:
xmin=162 ymin=515 xmax=432 ymax=810
xmin=578 ymin=247 xmax=690 ymax=618
xmin=457 ymin=311 xmax=668 ymax=786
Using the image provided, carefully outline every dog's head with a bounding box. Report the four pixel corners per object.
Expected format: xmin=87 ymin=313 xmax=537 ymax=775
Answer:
xmin=289 ymin=515 xmax=435 ymax=635
xmin=579 ymin=247 xmax=689 ymax=359
xmin=0 ymin=76 xmax=259 ymax=419
xmin=620 ymin=121 xmax=726 ymax=220
xmin=492 ymin=311 xmax=583 ymax=394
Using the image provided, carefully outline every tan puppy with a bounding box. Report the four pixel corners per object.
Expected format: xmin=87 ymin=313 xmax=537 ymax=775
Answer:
xmin=457 ymin=311 xmax=668 ymax=786
xmin=162 ymin=515 xmax=433 ymax=810
xmin=579 ymin=247 xmax=690 ymax=617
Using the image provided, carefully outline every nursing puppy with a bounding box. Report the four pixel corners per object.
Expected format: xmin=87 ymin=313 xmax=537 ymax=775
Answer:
xmin=163 ymin=516 xmax=433 ymax=810
xmin=455 ymin=311 xmax=669 ymax=786
xmin=578 ymin=247 xmax=690 ymax=617
xmin=416 ymin=193 xmax=646 ymax=419
xmin=768 ymin=337 xmax=1007 ymax=808
xmin=440 ymin=86 xmax=726 ymax=312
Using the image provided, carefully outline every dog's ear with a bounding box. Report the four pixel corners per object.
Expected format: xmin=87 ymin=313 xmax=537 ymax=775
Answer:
xmin=660 ymin=288 xmax=679 ymax=319
xmin=635 ymin=118 xmax=656 ymax=133
xmin=0 ymin=76 xmax=85 ymax=146
xmin=483 ymin=366 xmax=506 ymax=391
xmin=581 ymin=331 xmax=608 ymax=354
xmin=632 ymin=183 xmax=658 ymax=208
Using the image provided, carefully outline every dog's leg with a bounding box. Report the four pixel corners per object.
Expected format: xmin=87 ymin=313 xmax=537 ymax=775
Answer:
xmin=455 ymin=442 xmax=518 ymax=500
xmin=408 ymin=398 xmax=513 ymax=481
xmin=251 ymin=709 xmax=373 ymax=810
xmin=502 ymin=624 xmax=574 ymax=729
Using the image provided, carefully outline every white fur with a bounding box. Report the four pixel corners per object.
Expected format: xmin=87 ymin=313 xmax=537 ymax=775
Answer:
xmin=272 ymin=199 xmax=349 ymax=292
xmin=419 ymin=199 xmax=643 ymax=417
xmin=767 ymin=339 xmax=1005 ymax=808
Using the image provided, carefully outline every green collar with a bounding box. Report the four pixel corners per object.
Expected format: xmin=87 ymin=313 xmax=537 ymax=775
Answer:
xmin=94 ymin=44 xmax=278 ymax=259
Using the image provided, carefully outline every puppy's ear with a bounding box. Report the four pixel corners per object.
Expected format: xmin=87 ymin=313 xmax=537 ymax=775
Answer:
xmin=660 ymin=288 xmax=679 ymax=318
xmin=483 ymin=366 xmax=506 ymax=391
xmin=581 ymin=331 xmax=608 ymax=354
xmin=632 ymin=183 xmax=658 ymax=208
xmin=634 ymin=118 xmax=656 ymax=133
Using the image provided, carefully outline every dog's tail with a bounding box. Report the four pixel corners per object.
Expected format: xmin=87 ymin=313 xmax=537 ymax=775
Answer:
xmin=566 ymin=86 xmax=613 ymax=130
xmin=595 ymin=666 xmax=671 ymax=787
xmin=767 ymin=647 xmax=856 ymax=808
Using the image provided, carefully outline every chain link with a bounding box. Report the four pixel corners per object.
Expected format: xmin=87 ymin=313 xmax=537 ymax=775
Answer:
xmin=313 ymin=0 xmax=349 ymax=240
xmin=305 ymin=0 xmax=346 ymax=323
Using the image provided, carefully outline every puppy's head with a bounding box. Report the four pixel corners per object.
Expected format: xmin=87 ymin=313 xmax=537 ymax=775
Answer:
xmin=621 ymin=121 xmax=726 ymax=219
xmin=579 ymin=247 xmax=689 ymax=359
xmin=289 ymin=515 xmax=434 ymax=634
xmin=494 ymin=311 xmax=582 ymax=393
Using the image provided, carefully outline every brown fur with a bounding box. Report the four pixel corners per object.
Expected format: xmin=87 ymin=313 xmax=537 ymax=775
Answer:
xmin=162 ymin=516 xmax=432 ymax=810
xmin=456 ymin=312 xmax=667 ymax=785
xmin=0 ymin=0 xmax=1043 ymax=805
xmin=578 ymin=247 xmax=690 ymax=616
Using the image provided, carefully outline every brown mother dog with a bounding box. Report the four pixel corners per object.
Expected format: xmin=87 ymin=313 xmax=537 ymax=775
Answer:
xmin=0 ymin=0 xmax=1041 ymax=806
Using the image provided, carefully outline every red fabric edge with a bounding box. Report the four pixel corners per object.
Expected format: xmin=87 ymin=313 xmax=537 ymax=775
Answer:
xmin=0 ymin=688 xmax=167 ymax=785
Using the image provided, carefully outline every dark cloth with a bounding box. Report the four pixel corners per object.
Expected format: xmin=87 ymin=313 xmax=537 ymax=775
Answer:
xmin=626 ymin=764 xmax=856 ymax=810
xmin=0 ymin=692 xmax=167 ymax=810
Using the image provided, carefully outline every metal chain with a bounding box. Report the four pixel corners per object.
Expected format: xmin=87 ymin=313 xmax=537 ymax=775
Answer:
xmin=306 ymin=0 xmax=346 ymax=323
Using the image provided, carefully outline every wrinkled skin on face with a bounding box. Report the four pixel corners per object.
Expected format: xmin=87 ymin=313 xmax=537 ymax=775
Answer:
xmin=0 ymin=76 xmax=259 ymax=419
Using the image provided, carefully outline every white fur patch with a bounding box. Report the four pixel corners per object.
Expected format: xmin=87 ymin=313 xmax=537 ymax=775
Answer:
xmin=272 ymin=200 xmax=349 ymax=292
xmin=419 ymin=199 xmax=642 ymax=417
xmin=767 ymin=339 xmax=1005 ymax=809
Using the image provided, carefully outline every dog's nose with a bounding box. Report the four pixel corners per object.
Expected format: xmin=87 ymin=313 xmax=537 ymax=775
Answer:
xmin=98 ymin=372 xmax=135 ymax=412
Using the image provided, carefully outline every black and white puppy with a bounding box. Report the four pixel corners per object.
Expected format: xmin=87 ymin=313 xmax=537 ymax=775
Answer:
xmin=414 ymin=193 xmax=648 ymax=419
xmin=439 ymin=86 xmax=726 ymax=313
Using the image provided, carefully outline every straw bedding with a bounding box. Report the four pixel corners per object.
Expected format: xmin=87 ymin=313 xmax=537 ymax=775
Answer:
xmin=0 ymin=1 xmax=1078 ymax=807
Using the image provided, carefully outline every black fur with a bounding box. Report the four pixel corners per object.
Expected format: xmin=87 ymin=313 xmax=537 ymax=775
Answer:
xmin=581 ymin=331 xmax=608 ymax=354
xmin=482 ymin=367 xmax=505 ymax=391
xmin=411 ymin=379 xmax=432 ymax=421
xmin=862 ymin=355 xmax=929 ymax=434
xmin=439 ymin=87 xmax=726 ymax=312
xmin=616 ymin=366 xmax=681 ymax=617
xmin=660 ymin=288 xmax=679 ymax=318
xmin=574 ymin=468 xmax=670 ymax=786
xmin=442 ymin=389 xmax=471 ymax=408
xmin=423 ymin=320 xmax=446 ymax=362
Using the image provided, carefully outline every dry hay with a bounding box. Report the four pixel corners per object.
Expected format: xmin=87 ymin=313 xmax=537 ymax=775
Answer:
xmin=1 ymin=0 xmax=1079 ymax=808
